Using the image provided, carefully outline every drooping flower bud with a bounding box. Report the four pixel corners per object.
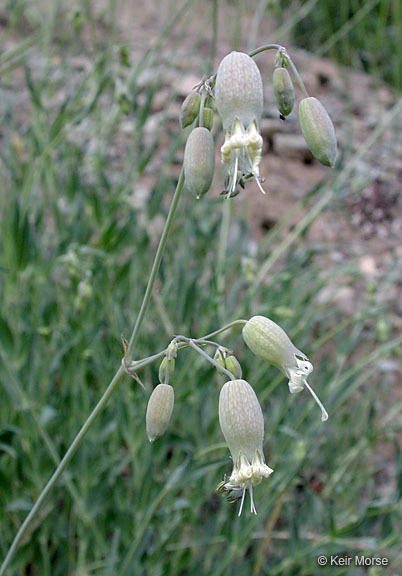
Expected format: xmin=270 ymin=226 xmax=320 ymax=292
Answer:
xmin=214 ymin=348 xmax=227 ymax=371
xmin=180 ymin=91 xmax=201 ymax=128
xmin=215 ymin=51 xmax=263 ymax=131
xmin=158 ymin=356 xmax=175 ymax=384
xmin=213 ymin=349 xmax=242 ymax=380
xmin=273 ymin=67 xmax=295 ymax=117
xmin=298 ymin=97 xmax=337 ymax=167
xmin=146 ymin=383 xmax=174 ymax=443
xmin=202 ymin=107 xmax=214 ymax=131
xmin=158 ymin=341 xmax=177 ymax=383
xmin=242 ymin=316 xmax=328 ymax=421
xmin=218 ymin=379 xmax=273 ymax=515
xmin=183 ymin=127 xmax=215 ymax=199
xmin=225 ymin=355 xmax=242 ymax=380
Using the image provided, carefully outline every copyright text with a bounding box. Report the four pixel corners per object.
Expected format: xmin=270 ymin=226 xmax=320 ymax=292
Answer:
xmin=317 ymin=555 xmax=389 ymax=567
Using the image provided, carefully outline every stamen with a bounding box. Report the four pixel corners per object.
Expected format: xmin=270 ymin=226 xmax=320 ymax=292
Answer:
xmin=238 ymin=485 xmax=247 ymax=516
xmin=228 ymin=152 xmax=239 ymax=199
xmin=249 ymin=482 xmax=257 ymax=515
xmin=304 ymin=380 xmax=329 ymax=422
xmin=254 ymin=175 xmax=267 ymax=195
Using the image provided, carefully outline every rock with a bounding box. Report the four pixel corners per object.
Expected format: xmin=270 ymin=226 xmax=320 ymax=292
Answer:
xmin=274 ymin=133 xmax=313 ymax=162
xmin=359 ymin=255 xmax=379 ymax=278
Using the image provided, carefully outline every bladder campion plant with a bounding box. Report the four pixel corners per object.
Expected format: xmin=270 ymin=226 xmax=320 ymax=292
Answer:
xmin=0 ymin=44 xmax=336 ymax=573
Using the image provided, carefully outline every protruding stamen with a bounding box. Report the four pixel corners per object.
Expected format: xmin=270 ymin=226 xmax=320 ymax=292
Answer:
xmin=254 ymin=175 xmax=267 ymax=195
xmin=228 ymin=152 xmax=239 ymax=199
xmin=249 ymin=482 xmax=257 ymax=515
xmin=238 ymin=485 xmax=247 ymax=516
xmin=304 ymin=380 xmax=328 ymax=422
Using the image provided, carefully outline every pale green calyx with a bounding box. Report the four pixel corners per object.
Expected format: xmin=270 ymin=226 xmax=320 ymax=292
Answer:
xmin=218 ymin=379 xmax=273 ymax=515
xmin=242 ymin=316 xmax=328 ymax=421
xmin=146 ymin=383 xmax=174 ymax=442
xmin=183 ymin=127 xmax=215 ymax=199
xmin=298 ymin=97 xmax=337 ymax=167
xmin=214 ymin=52 xmax=266 ymax=197
xmin=215 ymin=51 xmax=263 ymax=131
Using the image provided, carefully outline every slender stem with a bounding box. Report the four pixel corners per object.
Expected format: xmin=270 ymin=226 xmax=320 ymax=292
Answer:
xmin=202 ymin=319 xmax=248 ymax=339
xmin=209 ymin=0 xmax=218 ymax=76
xmin=285 ymin=56 xmax=309 ymax=98
xmin=216 ymin=197 xmax=232 ymax=322
xmin=185 ymin=339 xmax=235 ymax=380
xmin=192 ymin=338 xmax=229 ymax=349
xmin=248 ymin=43 xmax=283 ymax=57
xmin=248 ymin=43 xmax=309 ymax=98
xmin=0 ymin=168 xmax=186 ymax=576
xmin=0 ymin=349 xmax=105 ymax=547
xmin=0 ymin=366 xmax=125 ymax=576
xmin=126 ymin=167 xmax=185 ymax=359
xmin=125 ymin=319 xmax=248 ymax=375
xmin=199 ymin=90 xmax=207 ymax=128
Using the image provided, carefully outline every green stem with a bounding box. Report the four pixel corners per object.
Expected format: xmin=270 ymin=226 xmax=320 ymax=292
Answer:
xmin=199 ymin=90 xmax=207 ymax=128
xmin=216 ymin=198 xmax=232 ymax=322
xmin=176 ymin=337 xmax=235 ymax=380
xmin=286 ymin=56 xmax=309 ymax=98
xmin=209 ymin=0 xmax=218 ymax=76
xmin=0 ymin=366 xmax=124 ymax=576
xmin=126 ymin=167 xmax=185 ymax=359
xmin=248 ymin=43 xmax=309 ymax=98
xmin=125 ymin=319 xmax=248 ymax=374
xmin=0 ymin=349 xmax=106 ymax=548
xmin=0 ymin=168 xmax=186 ymax=576
xmin=247 ymin=43 xmax=283 ymax=58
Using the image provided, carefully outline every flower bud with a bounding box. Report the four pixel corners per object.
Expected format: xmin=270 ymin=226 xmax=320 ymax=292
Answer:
xmin=183 ymin=127 xmax=215 ymax=199
xmin=158 ymin=356 xmax=175 ymax=384
xmin=180 ymin=91 xmax=201 ymax=128
xmin=202 ymin=107 xmax=214 ymax=130
xmin=273 ymin=67 xmax=294 ymax=117
xmin=298 ymin=97 xmax=337 ymax=167
xmin=225 ymin=355 xmax=242 ymax=380
xmin=215 ymin=51 xmax=263 ymax=131
xmin=146 ymin=383 xmax=174 ymax=443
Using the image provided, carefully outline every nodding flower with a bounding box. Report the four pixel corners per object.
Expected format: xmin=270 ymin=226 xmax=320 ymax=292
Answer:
xmin=218 ymin=379 xmax=273 ymax=516
xmin=242 ymin=316 xmax=328 ymax=422
xmin=214 ymin=51 xmax=266 ymax=197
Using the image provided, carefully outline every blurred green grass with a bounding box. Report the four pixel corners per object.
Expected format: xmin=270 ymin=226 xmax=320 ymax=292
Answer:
xmin=0 ymin=1 xmax=401 ymax=575
xmin=275 ymin=0 xmax=402 ymax=89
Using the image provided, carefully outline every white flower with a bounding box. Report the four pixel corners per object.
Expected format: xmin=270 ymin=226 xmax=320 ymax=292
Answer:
xmin=214 ymin=52 xmax=266 ymax=197
xmin=242 ymin=316 xmax=328 ymax=422
xmin=218 ymin=379 xmax=273 ymax=515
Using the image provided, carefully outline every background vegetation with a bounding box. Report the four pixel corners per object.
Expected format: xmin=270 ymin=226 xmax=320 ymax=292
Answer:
xmin=281 ymin=0 xmax=401 ymax=89
xmin=0 ymin=1 xmax=400 ymax=575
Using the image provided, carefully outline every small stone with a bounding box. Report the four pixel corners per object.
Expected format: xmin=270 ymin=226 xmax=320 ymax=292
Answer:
xmin=275 ymin=134 xmax=313 ymax=162
xmin=359 ymin=255 xmax=379 ymax=278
